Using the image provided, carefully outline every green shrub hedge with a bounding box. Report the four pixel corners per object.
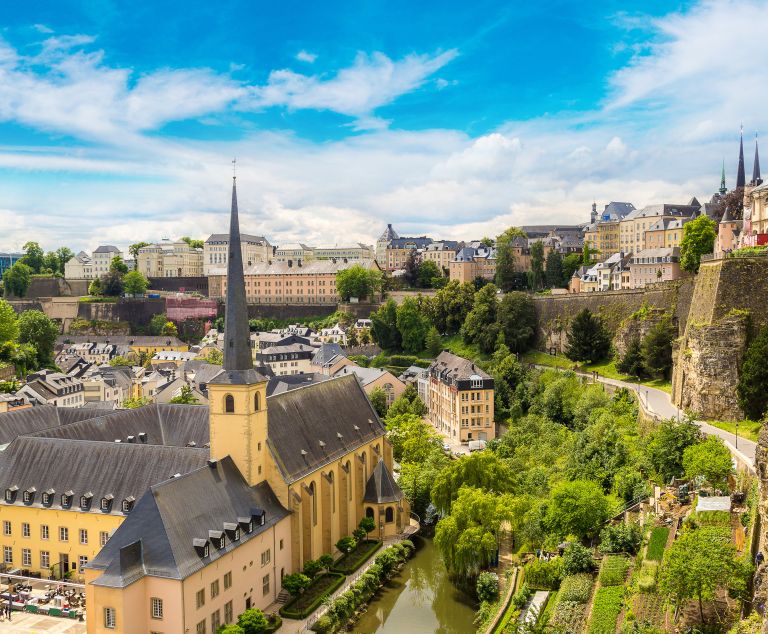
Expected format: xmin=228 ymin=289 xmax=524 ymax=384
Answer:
xmin=279 ymin=573 xmax=346 ymax=620
xmin=646 ymin=527 xmax=669 ymax=561
xmin=587 ymin=586 xmax=623 ymax=634
xmin=525 ymin=557 xmax=563 ymax=589
xmin=331 ymin=540 xmax=382 ymax=574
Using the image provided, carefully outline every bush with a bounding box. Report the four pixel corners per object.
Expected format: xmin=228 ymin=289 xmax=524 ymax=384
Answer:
xmin=335 ymin=536 xmax=356 ymax=554
xmin=281 ymin=573 xmax=311 ymax=597
xmin=646 ymin=527 xmax=669 ymax=561
xmin=588 ymin=586 xmax=623 ymax=634
xmin=598 ymin=555 xmax=629 ymax=586
xmin=525 ymin=557 xmax=564 ymax=589
xmin=330 ymin=540 xmax=382 ymax=574
xmin=310 ymin=615 xmax=334 ymax=633
xmin=279 ymin=573 xmax=346 ymax=620
xmin=599 ymin=522 xmax=643 ymax=555
xmin=562 ymin=543 xmax=595 ymax=575
xmin=303 ymin=559 xmax=323 ymax=578
xmin=476 ymin=571 xmax=500 ymax=603
xmin=688 ymin=510 xmax=731 ymax=528
xmin=558 ymin=574 xmax=593 ymax=604
xmin=511 ymin=583 xmax=534 ymax=610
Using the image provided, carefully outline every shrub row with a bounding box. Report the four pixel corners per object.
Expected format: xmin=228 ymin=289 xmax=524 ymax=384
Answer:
xmin=557 ymin=574 xmax=593 ymax=604
xmin=646 ymin=527 xmax=669 ymax=561
xmin=587 ymin=586 xmax=623 ymax=634
xmin=280 ymin=573 xmax=346 ymax=620
xmin=598 ymin=555 xmax=628 ymax=587
xmin=330 ymin=540 xmax=382 ymax=574
xmin=525 ymin=557 xmax=563 ymax=590
xmin=311 ymin=540 xmax=415 ymax=633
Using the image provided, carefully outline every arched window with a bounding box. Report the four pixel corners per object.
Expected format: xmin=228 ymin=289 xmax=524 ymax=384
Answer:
xmin=254 ymin=392 xmax=261 ymax=411
xmin=328 ymin=472 xmax=335 ymax=513
xmin=309 ymin=482 xmax=317 ymax=526
xmin=345 ymin=461 xmax=352 ymax=501
xmin=224 ymin=394 xmax=235 ymax=413
xmin=385 ymin=507 xmax=394 ymax=523
xmin=361 ymin=452 xmax=367 ymax=483
xmin=366 ymin=507 xmax=375 ymax=519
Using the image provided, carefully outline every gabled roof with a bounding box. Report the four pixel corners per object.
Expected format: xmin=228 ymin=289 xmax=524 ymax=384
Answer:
xmin=93 ymin=245 xmax=120 ymax=253
xmin=364 ymin=459 xmax=404 ymax=504
xmin=378 ymin=224 xmax=399 ymax=242
xmin=88 ymin=456 xmax=288 ymax=586
xmin=266 ymin=373 xmax=329 ymax=397
xmin=311 ymin=343 xmax=346 ymax=367
xmin=0 ymin=406 xmax=96 ymax=445
xmin=205 ymin=233 xmax=269 ymax=245
xmin=332 ymin=364 xmax=395 ymax=387
xmin=57 ymin=335 xmax=186 ymax=348
xmin=429 ymin=351 xmax=491 ymax=382
xmin=266 ymin=374 xmax=385 ymax=483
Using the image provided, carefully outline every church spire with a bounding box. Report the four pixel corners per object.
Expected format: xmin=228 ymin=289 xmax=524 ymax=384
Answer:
xmin=223 ymin=170 xmax=254 ymax=372
xmin=752 ymin=133 xmax=762 ymax=186
xmin=719 ymin=159 xmax=727 ymax=195
xmin=736 ymin=125 xmax=746 ymax=189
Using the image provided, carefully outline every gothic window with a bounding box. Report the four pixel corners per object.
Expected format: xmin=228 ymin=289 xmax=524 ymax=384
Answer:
xmin=225 ymin=395 xmax=235 ymax=413
xmin=365 ymin=507 xmax=375 ymax=519
xmin=385 ymin=507 xmax=394 ymax=523
xmin=309 ymin=482 xmax=317 ymax=526
xmin=254 ymin=392 xmax=261 ymax=411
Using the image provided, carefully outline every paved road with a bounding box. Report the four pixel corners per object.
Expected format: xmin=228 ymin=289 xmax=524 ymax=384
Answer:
xmin=534 ymin=366 xmax=757 ymax=472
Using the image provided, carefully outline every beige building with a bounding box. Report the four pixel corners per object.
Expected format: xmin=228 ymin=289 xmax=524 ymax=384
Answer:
xmin=385 ymin=237 xmax=433 ymax=271
xmin=314 ymin=245 xmax=375 ymax=261
xmin=204 ymin=233 xmax=272 ymax=277
xmin=449 ymin=245 xmax=497 ymax=283
xmin=208 ymin=259 xmax=381 ymax=305
xmin=332 ymin=364 xmax=407 ymax=408
xmin=255 ymin=343 xmax=315 ymax=376
xmin=274 ymin=243 xmax=316 ymax=262
xmin=376 ymin=224 xmax=399 ymax=267
xmin=629 ymin=247 xmax=682 ymax=288
xmin=64 ymin=251 xmax=94 ymax=279
xmin=422 ymin=241 xmax=460 ymax=274
xmin=743 ymin=182 xmax=768 ymax=246
xmin=644 ymin=217 xmax=689 ymax=250
xmin=619 ymin=204 xmax=697 ymax=256
xmin=92 ymin=246 xmax=123 ymax=278
xmin=137 ymin=240 xmax=204 ymax=278
xmin=427 ymin=351 xmax=495 ymax=443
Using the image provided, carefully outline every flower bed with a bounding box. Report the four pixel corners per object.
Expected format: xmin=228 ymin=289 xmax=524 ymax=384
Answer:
xmin=588 ymin=586 xmax=623 ymax=634
xmin=280 ymin=573 xmax=346 ymax=620
xmin=598 ymin=555 xmax=628 ymax=586
xmin=646 ymin=527 xmax=669 ymax=561
xmin=558 ymin=574 xmax=593 ymax=603
xmin=330 ymin=539 xmax=382 ymax=574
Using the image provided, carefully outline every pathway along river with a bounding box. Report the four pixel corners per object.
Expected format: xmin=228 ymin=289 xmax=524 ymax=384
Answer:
xmin=351 ymin=537 xmax=477 ymax=634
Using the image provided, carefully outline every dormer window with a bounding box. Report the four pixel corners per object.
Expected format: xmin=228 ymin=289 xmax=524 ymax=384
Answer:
xmin=4 ymin=486 xmax=18 ymax=503
xmin=252 ymin=508 xmax=266 ymax=527
xmin=23 ymin=487 xmax=36 ymax=504
xmin=209 ymin=530 xmax=225 ymax=550
xmin=101 ymin=494 xmax=114 ymax=512
xmin=80 ymin=493 xmax=93 ymax=510
xmin=193 ymin=538 xmax=210 ymax=558
xmin=42 ymin=489 xmax=54 ymax=506
xmin=224 ymin=522 xmax=241 ymax=542
xmin=121 ymin=496 xmax=135 ymax=513
xmin=61 ymin=491 xmax=73 ymax=508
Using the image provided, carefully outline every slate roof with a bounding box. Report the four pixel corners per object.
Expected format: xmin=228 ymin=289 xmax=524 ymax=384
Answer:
xmin=57 ymin=335 xmax=186 ymax=348
xmin=388 ymin=237 xmax=433 ymax=249
xmin=378 ymin=224 xmax=399 ymax=242
xmin=332 ymin=364 xmax=394 ymax=387
xmin=0 ymin=405 xmax=95 ymax=445
xmin=26 ymin=404 xmax=210 ymax=448
xmin=429 ymin=351 xmax=491 ymax=382
xmin=205 ymin=233 xmax=269 ymax=245
xmin=208 ymin=259 xmax=380 ymax=277
xmin=266 ymin=374 xmax=385 ymax=483
xmin=0 ymin=436 xmax=208 ymax=516
xmin=363 ymin=459 xmax=404 ymax=504
xmin=88 ymin=456 xmax=288 ymax=586
xmin=311 ymin=343 xmax=346 ymax=367
xmin=266 ymin=373 xmax=329 ymax=397
xmin=94 ymin=245 xmax=120 ymax=253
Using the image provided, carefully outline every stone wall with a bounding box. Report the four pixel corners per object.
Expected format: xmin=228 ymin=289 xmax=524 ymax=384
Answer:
xmin=612 ymin=309 xmax=668 ymax=358
xmin=5 ymin=277 xmax=90 ymax=299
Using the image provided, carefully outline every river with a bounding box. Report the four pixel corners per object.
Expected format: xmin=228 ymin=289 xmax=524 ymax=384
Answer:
xmin=351 ymin=537 xmax=477 ymax=634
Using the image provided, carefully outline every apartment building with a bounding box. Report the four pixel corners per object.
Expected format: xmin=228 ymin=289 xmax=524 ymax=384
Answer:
xmin=137 ymin=240 xmax=204 ymax=277
xmin=422 ymin=241 xmax=460 ymax=273
xmin=64 ymin=251 xmax=93 ymax=279
xmin=16 ymin=370 xmax=85 ymax=407
xmin=449 ymin=245 xmax=496 ymax=283
xmin=255 ymin=343 xmax=315 ymax=376
xmin=0 ymin=252 xmax=24 ymax=276
xmin=619 ymin=204 xmax=698 ymax=256
xmin=92 ymin=246 xmax=122 ymax=277
xmin=314 ymin=244 xmax=375 ymax=261
xmin=274 ymin=244 xmax=315 ymax=262
xmin=385 ymin=237 xmax=433 ymax=270
xmin=427 ymin=351 xmax=495 ymax=443
xmin=644 ymin=217 xmax=689 ymax=250
xmin=629 ymin=247 xmax=682 ymax=288
xmin=203 ymin=233 xmax=272 ymax=276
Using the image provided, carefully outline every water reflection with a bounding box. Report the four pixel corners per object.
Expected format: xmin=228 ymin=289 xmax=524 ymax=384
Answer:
xmin=351 ymin=536 xmax=477 ymax=634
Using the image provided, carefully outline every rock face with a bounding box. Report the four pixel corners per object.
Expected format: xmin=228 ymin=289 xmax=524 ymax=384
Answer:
xmin=613 ymin=308 xmax=669 ymax=359
xmin=674 ymin=315 xmax=748 ymax=420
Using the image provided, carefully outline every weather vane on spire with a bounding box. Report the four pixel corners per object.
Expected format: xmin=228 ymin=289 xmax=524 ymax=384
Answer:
xmin=232 ymin=157 xmax=237 ymax=179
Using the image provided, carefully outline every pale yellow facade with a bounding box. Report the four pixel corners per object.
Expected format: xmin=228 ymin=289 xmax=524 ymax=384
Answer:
xmin=448 ymin=258 xmax=496 ymax=283
xmin=428 ymin=380 xmax=495 ymax=443
xmin=596 ymin=220 xmax=621 ymax=259
xmin=644 ymin=224 xmax=685 ymax=250
xmin=137 ymin=241 xmax=204 ymax=278
xmin=204 ymin=235 xmax=272 ymax=277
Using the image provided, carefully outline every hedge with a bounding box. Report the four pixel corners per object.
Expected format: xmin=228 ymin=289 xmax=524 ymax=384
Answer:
xmin=587 ymin=586 xmax=623 ymax=634
xmin=279 ymin=573 xmax=346 ymax=620
xmin=646 ymin=527 xmax=669 ymax=561
xmin=330 ymin=540 xmax=382 ymax=574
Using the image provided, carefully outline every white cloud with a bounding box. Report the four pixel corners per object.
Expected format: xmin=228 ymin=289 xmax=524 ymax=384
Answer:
xmin=33 ymin=24 xmax=54 ymax=34
xmin=295 ymin=50 xmax=317 ymax=63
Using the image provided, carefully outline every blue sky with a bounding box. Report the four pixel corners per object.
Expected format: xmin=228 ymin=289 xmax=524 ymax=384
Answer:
xmin=0 ymin=0 xmax=764 ymax=252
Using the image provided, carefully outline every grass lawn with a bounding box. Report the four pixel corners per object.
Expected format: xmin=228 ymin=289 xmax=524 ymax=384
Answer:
xmin=521 ymin=352 xmax=672 ymax=394
xmin=646 ymin=526 xmax=669 ymax=561
xmin=440 ymin=334 xmax=490 ymax=363
xmin=705 ymin=418 xmax=761 ymax=443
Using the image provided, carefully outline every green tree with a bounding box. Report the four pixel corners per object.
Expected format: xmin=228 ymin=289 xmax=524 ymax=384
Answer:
xmin=18 ymin=310 xmax=58 ymax=366
xmin=149 ymin=313 xmax=169 ymax=336
xmin=128 ymin=242 xmax=151 ymax=259
xmin=562 ymin=253 xmax=582 ymax=286
xmin=659 ymin=526 xmax=742 ymax=623
xmin=371 ymin=299 xmax=401 ymax=350
xmin=495 ymin=227 xmax=527 ymax=291
xmin=169 ymin=384 xmax=200 ymax=405
xmin=218 ymin=625 xmax=245 ymax=634
xmin=462 ymin=284 xmax=500 ymax=354
xmin=162 ymin=321 xmax=178 ymax=336
xmin=429 ymin=280 xmax=475 ymax=334
xmin=281 ymin=573 xmax=312 ymax=597
xmin=431 ymin=451 xmax=516 ymax=513
xmin=404 ymin=250 xmax=419 ymax=287
xmin=55 ymin=247 xmax=74 ymax=274
xmin=335 ymin=536 xmax=356 ymax=554
xmin=396 ymin=297 xmax=429 ymax=353
xmin=582 ymin=242 xmax=591 ymax=265
xmin=386 ymin=413 xmax=441 ymax=463
xmin=42 ymin=251 xmax=60 ymax=274
xmin=369 ymin=386 xmax=388 ymax=417
xmin=642 ymin=318 xmax=675 ymax=379
xmin=359 ymin=516 xmax=376 ymax=537
xmin=110 ymin=256 xmax=129 ymax=274
xmin=399 ymin=449 xmax=449 ymax=519
xmin=425 ymin=325 xmax=442 ymax=357
xmin=386 ymin=385 xmax=428 ymax=419
xmin=683 ymin=436 xmax=733 ymax=489
xmin=20 ymin=241 xmax=45 ymax=273
xmin=564 ymin=309 xmax=611 ymax=363
xmin=646 ymin=418 xmax=702 ymax=481
xmin=476 ymin=572 xmax=500 ymax=602
xmin=616 ymin=337 xmax=645 ymax=377
xmin=123 ymin=270 xmax=149 ymax=295
xmin=545 ymin=250 xmax=563 ymax=288
xmin=88 ymin=277 xmax=102 ymax=296
xmin=737 ymin=326 xmax=768 ymax=420
xmin=544 ymin=480 xmax=611 ymax=540
xmin=181 ymin=236 xmax=205 ymax=250
xmin=3 ymin=262 xmax=33 ymax=298
xmin=109 ymin=356 xmax=135 ymax=367
xmin=100 ymin=271 xmax=124 ymax=296
xmin=417 ymin=260 xmax=441 ymax=288
xmin=680 ymin=215 xmax=717 ymax=273
xmin=0 ymin=299 xmax=20 ymax=343
xmin=530 ymin=242 xmax=545 ymax=290
xmin=561 ymin=543 xmax=595 ymax=575
xmin=497 ymin=292 xmax=536 ymax=352
xmin=123 ymin=396 xmax=151 ymax=409
xmin=206 ymin=348 xmax=224 ymax=365
xmin=236 ymin=607 xmax=270 ymax=634
xmin=335 ymin=265 xmax=382 ymax=301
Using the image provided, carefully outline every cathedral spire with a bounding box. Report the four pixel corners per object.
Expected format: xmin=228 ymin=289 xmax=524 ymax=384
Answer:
xmin=223 ymin=170 xmax=254 ymax=372
xmin=753 ymin=133 xmax=762 ymax=186
xmin=736 ymin=125 xmax=746 ymax=189
xmin=719 ymin=159 xmax=727 ymax=195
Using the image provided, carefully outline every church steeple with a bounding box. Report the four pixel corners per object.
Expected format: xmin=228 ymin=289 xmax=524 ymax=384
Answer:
xmin=223 ymin=173 xmax=254 ymax=373
xmin=752 ymin=133 xmax=762 ymax=186
xmin=736 ymin=126 xmax=746 ymax=189
xmin=719 ymin=159 xmax=727 ymax=195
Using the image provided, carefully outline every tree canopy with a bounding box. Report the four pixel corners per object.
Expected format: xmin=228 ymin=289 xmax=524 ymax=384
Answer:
xmin=497 ymin=292 xmax=536 ymax=353
xmin=396 ymin=297 xmax=429 ymax=353
xmin=544 ymin=479 xmax=611 ymax=540
xmin=18 ymin=310 xmax=58 ymax=367
xmin=3 ymin=262 xmax=32 ymax=298
xmin=123 ymin=270 xmax=149 ymax=295
xmin=680 ymin=215 xmax=717 ymax=273
xmin=494 ymin=227 xmax=526 ymax=292
xmin=0 ymin=300 xmax=20 ymax=344
xmin=682 ymin=436 xmax=733 ymax=489
xmin=335 ymin=265 xmax=382 ymax=301
xmin=462 ymin=284 xmax=500 ymax=353
xmin=737 ymin=326 xmax=768 ymax=420
xmin=564 ymin=309 xmax=611 ymax=363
